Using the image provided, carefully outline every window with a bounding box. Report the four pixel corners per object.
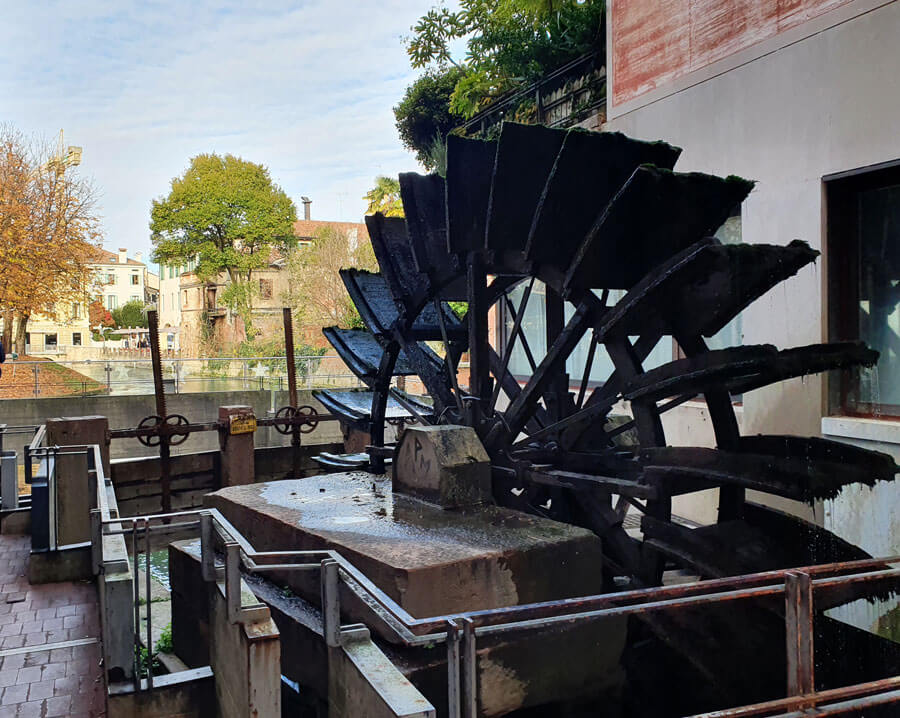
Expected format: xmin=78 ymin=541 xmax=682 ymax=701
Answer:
xmin=72 ymin=332 xmax=82 ymax=346
xmin=131 ymin=295 xmax=140 ymax=303
xmin=71 ymin=302 xmax=80 ymax=319
xmin=131 ymin=273 xmax=140 ymax=285
xmin=259 ymin=278 xmax=273 ymax=299
xmin=160 ymin=295 xmax=165 ymax=311
xmin=705 ymin=208 xmax=743 ymax=351
xmin=504 ymin=282 xmax=671 ymax=385
xmin=106 ymin=273 xmax=116 ymax=285
xmin=107 ymin=295 xmax=117 ymax=310
xmin=45 ymin=333 xmax=57 ymax=348
xmin=828 ymin=161 xmax=900 ymax=416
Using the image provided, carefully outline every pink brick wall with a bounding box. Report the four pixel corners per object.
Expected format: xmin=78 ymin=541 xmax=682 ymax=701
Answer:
xmin=612 ymin=0 xmax=853 ymax=106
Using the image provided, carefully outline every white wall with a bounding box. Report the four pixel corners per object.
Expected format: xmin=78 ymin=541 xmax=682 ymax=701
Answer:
xmin=605 ymin=1 xmax=900 ymax=538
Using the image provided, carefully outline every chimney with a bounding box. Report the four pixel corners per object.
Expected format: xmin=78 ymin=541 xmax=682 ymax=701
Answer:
xmin=301 ymin=196 xmax=311 ymax=221
xmin=135 ymin=251 xmax=143 ymax=263
xmin=118 ymin=248 xmax=128 ymax=264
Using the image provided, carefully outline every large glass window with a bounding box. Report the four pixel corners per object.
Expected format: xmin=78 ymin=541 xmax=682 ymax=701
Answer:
xmin=706 ymin=209 xmax=743 ymax=351
xmin=504 ymin=282 xmax=670 ymax=387
xmin=828 ymin=162 xmax=900 ymax=416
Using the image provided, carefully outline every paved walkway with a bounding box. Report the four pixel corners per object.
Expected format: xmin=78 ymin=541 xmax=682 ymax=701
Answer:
xmin=0 ymin=535 xmax=105 ymax=717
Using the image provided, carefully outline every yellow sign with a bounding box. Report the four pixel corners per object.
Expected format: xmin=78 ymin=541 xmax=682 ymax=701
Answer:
xmin=229 ymin=414 xmax=257 ymax=435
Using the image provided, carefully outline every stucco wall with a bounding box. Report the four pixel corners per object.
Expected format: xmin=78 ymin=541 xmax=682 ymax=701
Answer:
xmin=605 ymin=1 xmax=900 ymax=531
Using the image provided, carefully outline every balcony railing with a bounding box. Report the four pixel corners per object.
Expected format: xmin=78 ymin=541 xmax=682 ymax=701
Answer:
xmin=456 ymin=50 xmax=606 ymax=139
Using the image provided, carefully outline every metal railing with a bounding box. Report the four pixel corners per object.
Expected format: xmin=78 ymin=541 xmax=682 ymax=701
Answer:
xmin=0 ymin=424 xmax=39 ymax=511
xmin=0 ymin=354 xmax=364 ymax=398
xmin=456 ymin=50 xmax=606 ymax=138
xmin=91 ymin=490 xmax=900 ymax=714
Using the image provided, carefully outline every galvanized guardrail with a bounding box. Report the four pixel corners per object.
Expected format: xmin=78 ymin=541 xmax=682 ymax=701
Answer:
xmin=90 ymin=487 xmax=900 ymax=715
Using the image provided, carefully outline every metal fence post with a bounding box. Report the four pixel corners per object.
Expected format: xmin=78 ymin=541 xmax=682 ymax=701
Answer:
xmin=786 ymin=570 xmax=815 ymax=700
xmin=226 ymin=541 xmax=241 ymax=624
xmin=321 ymin=559 xmax=341 ymax=648
xmin=200 ymin=513 xmax=215 ymax=582
xmin=447 ymin=619 xmax=461 ymax=718
xmin=33 ymin=365 xmax=39 ymax=397
xmin=461 ymin=617 xmax=477 ymax=718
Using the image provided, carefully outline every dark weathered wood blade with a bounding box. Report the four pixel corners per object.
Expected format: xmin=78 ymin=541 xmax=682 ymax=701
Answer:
xmin=485 ymin=122 xmax=566 ymax=254
xmin=596 ymin=239 xmax=819 ymax=340
xmin=564 ymin=167 xmax=754 ymax=291
xmin=446 ymin=135 xmax=497 ymax=254
xmin=527 ymin=130 xmax=680 ymax=270
xmin=322 ymin=327 xmax=440 ymax=385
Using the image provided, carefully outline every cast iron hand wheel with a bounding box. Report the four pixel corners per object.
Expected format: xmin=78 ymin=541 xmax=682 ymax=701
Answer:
xmin=274 ymin=405 xmax=319 ymax=435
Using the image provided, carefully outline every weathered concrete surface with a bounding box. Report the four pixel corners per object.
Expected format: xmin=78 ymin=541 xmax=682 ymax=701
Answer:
xmin=205 ymin=473 xmax=607 ymax=618
xmin=108 ymin=667 xmax=215 ymax=718
xmin=0 ymin=507 xmax=30 ymax=534
xmin=329 ymin=637 xmax=436 ymax=718
xmin=169 ymin=540 xmax=211 ymax=669
xmin=46 ymin=416 xmax=108 ymax=546
xmin=393 ymin=425 xmax=491 ymax=508
xmin=0 ymin=389 xmax=343 ymax=460
xmin=209 ymin=571 xmax=281 ymax=718
xmin=218 ymin=405 xmax=255 ymax=487
xmin=27 ymin=542 xmax=92 ymax=583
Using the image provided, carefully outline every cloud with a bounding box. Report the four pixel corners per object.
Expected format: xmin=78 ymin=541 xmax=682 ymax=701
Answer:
xmin=0 ymin=0 xmax=446 ymax=263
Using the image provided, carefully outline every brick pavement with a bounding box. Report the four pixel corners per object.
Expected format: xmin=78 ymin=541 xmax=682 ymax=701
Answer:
xmin=0 ymin=535 xmax=105 ymax=717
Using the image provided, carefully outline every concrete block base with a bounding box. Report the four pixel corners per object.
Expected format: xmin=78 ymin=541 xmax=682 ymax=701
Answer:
xmin=108 ymin=667 xmax=215 ymax=718
xmin=0 ymin=508 xmax=30 ymax=535
xmin=28 ymin=542 xmax=92 ymax=584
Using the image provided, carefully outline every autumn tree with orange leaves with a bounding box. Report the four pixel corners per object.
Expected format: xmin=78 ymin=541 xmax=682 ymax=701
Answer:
xmin=0 ymin=126 xmax=102 ymax=353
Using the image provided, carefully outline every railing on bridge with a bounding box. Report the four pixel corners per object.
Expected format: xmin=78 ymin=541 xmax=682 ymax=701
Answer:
xmin=0 ymin=354 xmax=367 ymax=398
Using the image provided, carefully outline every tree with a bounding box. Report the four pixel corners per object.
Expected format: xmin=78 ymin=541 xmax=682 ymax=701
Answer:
xmin=403 ymin=1 xmax=605 ymax=119
xmin=0 ymin=125 xmax=102 ymax=353
xmin=394 ymin=67 xmax=466 ymax=169
xmin=88 ymin=300 xmax=115 ymax=340
xmin=150 ymin=153 xmax=296 ymax=335
xmin=364 ymin=176 xmax=404 ymax=217
xmin=283 ymin=226 xmax=378 ymax=330
xmin=111 ymin=299 xmax=148 ymax=329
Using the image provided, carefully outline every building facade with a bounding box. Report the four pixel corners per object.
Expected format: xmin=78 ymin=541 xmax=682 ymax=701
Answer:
xmin=161 ymin=215 xmax=369 ymax=355
xmin=601 ymin=0 xmax=900 ymax=575
xmin=22 ymin=247 xmax=158 ymax=354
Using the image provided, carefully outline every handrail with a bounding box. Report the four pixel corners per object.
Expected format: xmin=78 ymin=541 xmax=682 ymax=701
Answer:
xmin=455 ymin=49 xmax=605 ymax=136
xmin=88 ymin=445 xmax=900 ymax=713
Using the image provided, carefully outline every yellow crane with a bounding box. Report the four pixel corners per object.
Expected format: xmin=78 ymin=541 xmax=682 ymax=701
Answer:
xmin=40 ymin=129 xmax=82 ymax=176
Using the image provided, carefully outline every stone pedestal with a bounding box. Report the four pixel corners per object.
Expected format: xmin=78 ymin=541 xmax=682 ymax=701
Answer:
xmin=46 ymin=416 xmax=109 ymax=546
xmin=393 ymin=425 xmax=491 ymax=508
xmin=218 ymin=406 xmax=255 ymax=488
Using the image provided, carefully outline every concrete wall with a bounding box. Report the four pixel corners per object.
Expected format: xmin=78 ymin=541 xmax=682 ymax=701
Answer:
xmin=604 ymin=0 xmax=900 ymax=532
xmin=0 ymin=388 xmax=343 ymax=460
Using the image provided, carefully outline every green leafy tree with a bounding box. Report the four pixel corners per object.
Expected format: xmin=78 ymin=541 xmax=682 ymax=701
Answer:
xmin=220 ymin=280 xmax=259 ymax=339
xmin=394 ymin=67 xmax=466 ymax=169
xmin=110 ymin=299 xmax=148 ymax=329
xmin=364 ymin=176 xmax=404 ymax=217
xmin=403 ymin=0 xmax=604 ymax=120
xmin=150 ymin=154 xmax=297 ymax=331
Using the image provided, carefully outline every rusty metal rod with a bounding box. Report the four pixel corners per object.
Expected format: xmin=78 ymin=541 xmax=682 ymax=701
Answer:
xmin=689 ymin=676 xmax=900 ymax=717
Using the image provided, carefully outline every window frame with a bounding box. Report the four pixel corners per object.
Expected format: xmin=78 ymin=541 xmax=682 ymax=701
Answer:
xmin=826 ymin=158 xmax=900 ymax=418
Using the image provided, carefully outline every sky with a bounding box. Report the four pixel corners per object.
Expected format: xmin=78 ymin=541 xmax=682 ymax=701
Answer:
xmin=0 ymin=0 xmax=451 ymax=268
